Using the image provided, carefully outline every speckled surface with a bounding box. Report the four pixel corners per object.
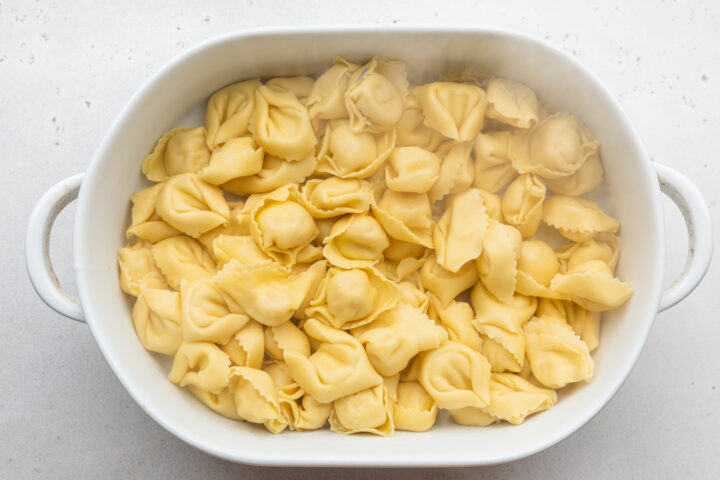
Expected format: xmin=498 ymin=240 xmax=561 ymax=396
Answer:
xmin=2 ymin=0 xmax=719 ymax=478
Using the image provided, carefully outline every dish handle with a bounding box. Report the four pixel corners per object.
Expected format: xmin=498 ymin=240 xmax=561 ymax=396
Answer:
xmin=654 ymin=163 xmax=713 ymax=312
xmin=26 ymin=173 xmax=86 ymax=322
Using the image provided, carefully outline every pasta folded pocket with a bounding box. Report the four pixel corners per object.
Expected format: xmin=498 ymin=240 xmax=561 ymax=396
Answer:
xmin=345 ymin=56 xmax=408 ymax=133
xmin=316 ymin=119 xmax=396 ymax=178
xmin=377 ymin=238 xmax=429 ymax=282
xmin=371 ymin=187 xmax=434 ymax=248
xmin=353 ymin=303 xmax=448 ymax=376
xmin=198 ymin=136 xmax=264 ymax=185
xmin=501 ymin=173 xmax=546 ymax=238
xmin=155 ymin=173 xmax=230 ymax=238
xmin=470 ymin=282 xmax=537 ymax=373
xmin=523 ymin=317 xmax=594 ymax=389
xmin=189 ymin=386 xmax=241 ymax=420
xmin=418 ymin=341 xmax=492 ymax=409
xmin=205 ymin=79 xmax=260 ymax=150
xmin=306 ymin=267 xmax=398 ymax=330
xmin=284 ymin=318 xmax=383 ymax=403
xmin=545 ymin=152 xmax=604 ymax=196
xmin=385 ymin=146 xmax=441 ymax=193
xmin=216 ymin=260 xmax=326 ymax=327
xmin=395 ymin=94 xmax=445 ymax=151
xmin=264 ymin=321 xmax=311 ymax=361
xmin=477 ymin=222 xmax=522 ymax=302
xmin=433 ymin=188 xmax=490 ymax=273
xmin=229 ymin=366 xmax=287 ymax=434
xmin=515 ymin=240 xmax=565 ymax=299
xmin=125 ymin=183 xmax=181 ymax=243
xmin=118 ymin=240 xmax=167 ymax=296
xmin=249 ymin=84 xmax=317 ymax=161
xmin=414 ymin=81 xmax=488 ymax=141
xmin=556 ymin=232 xmax=621 ymax=274
xmin=180 ymin=278 xmax=249 ymax=344
xmin=151 ymin=236 xmax=216 ymax=291
xmin=221 ymin=319 xmax=264 ymax=368
xmin=265 ymin=362 xmax=332 ymax=431
xmin=132 ymin=286 xmax=183 ymax=355
xmin=168 ymin=341 xmax=231 ymax=394
xmin=420 ymin=253 xmax=478 ymax=306
xmin=391 ymin=381 xmax=438 ymax=432
xmin=322 ymin=214 xmax=390 ymax=268
xmin=306 ymin=57 xmax=359 ymax=120
xmin=473 ymin=131 xmax=518 ymax=193
xmin=550 ymin=260 xmax=633 ymax=312
xmin=485 ymin=78 xmax=541 ymax=128
xmin=329 ymin=384 xmax=394 ymax=436
xmin=142 ymin=127 xmax=211 ymax=182
xmin=299 ymin=177 xmax=372 ymax=218
xmin=536 ymin=298 xmax=601 ymax=351
xmin=222 ymin=154 xmax=317 ymax=195
xmin=542 ymin=195 xmax=619 ymax=242
xmin=509 ymin=113 xmax=599 ymax=179
xmin=428 ymin=295 xmax=483 ymax=352
xmin=428 ymin=142 xmax=475 ymax=203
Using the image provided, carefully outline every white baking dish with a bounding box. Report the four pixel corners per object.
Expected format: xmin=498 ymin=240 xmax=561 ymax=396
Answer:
xmin=26 ymin=26 xmax=712 ymax=467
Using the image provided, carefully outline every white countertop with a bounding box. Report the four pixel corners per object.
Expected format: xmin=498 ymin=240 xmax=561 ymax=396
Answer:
xmin=2 ymin=0 xmax=719 ymax=478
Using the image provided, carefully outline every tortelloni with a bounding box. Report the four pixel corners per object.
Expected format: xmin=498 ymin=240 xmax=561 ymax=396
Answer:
xmin=353 ymin=303 xmax=448 ymax=376
xmin=322 ymin=214 xmax=389 ymax=268
xmin=473 ymin=131 xmax=518 ymax=193
xmin=142 ymin=127 xmax=210 ymax=182
xmin=385 ymin=147 xmax=441 ymax=193
xmin=433 ymin=188 xmax=490 ymax=273
xmin=330 ymin=384 xmax=394 ymax=436
xmin=414 ymin=82 xmax=487 ymax=141
xmin=345 ymin=56 xmax=408 ymax=133
xmin=155 ymin=173 xmax=230 ymax=238
xmin=509 ymin=113 xmax=599 ymax=179
xmin=418 ymin=341 xmax=492 ymax=409
xmin=316 ymin=120 xmax=395 ymax=178
xmin=542 ymin=195 xmax=619 ymax=242
xmin=284 ymin=318 xmax=383 ymax=403
xmin=372 ymin=187 xmax=434 ymax=248
xmin=485 ymin=78 xmax=541 ymax=128
xmin=471 ymin=282 xmax=537 ymax=373
xmin=501 ymin=173 xmax=546 ymax=238
xmin=306 ymin=267 xmax=398 ymax=330
xmin=205 ymin=79 xmax=259 ymax=150
xmin=249 ymin=84 xmax=316 ymax=161
xmin=121 ymin=55 xmax=635 ymax=435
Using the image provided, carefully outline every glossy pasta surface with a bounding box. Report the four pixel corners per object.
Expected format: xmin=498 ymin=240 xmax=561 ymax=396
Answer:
xmin=118 ymin=56 xmax=633 ymax=436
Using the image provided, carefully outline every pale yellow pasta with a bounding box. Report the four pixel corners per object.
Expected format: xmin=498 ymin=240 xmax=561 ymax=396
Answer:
xmin=126 ymin=183 xmax=181 ymax=243
xmin=473 ymin=131 xmax=518 ymax=193
xmin=198 ymin=136 xmax=264 ymax=185
xmin=524 ymin=316 xmax=594 ymax=388
xmin=222 ymin=154 xmax=316 ymax=195
xmin=316 ymin=119 xmax=395 ymax=178
xmin=151 ymin=236 xmax=216 ymax=291
xmin=142 ymin=127 xmax=210 ymax=182
xmin=428 ymin=141 xmax=475 ymax=203
xmin=168 ymin=341 xmax=231 ymax=394
xmin=217 ymin=260 xmax=326 ymax=327
xmin=118 ymin=240 xmax=167 ymax=296
xmin=471 ymin=282 xmax=537 ymax=373
xmin=330 ymin=384 xmax=394 ymax=436
xmin=420 ymin=253 xmax=478 ymax=306
xmin=299 ymin=177 xmax=372 ymax=218
xmin=346 ymin=56 xmax=408 ymax=133
xmin=485 ymin=78 xmax=541 ymax=128
xmin=121 ymin=55 xmax=635 ymax=435
xmin=322 ymin=214 xmax=389 ymax=268
xmin=156 ymin=173 xmax=230 ymax=238
xmin=284 ymin=318 xmax=383 ymax=403
xmin=372 ymin=187 xmax=434 ymax=248
xmin=433 ymin=188 xmax=490 ymax=273
xmin=501 ymin=173 xmax=546 ymax=238
xmin=418 ymin=341 xmax=492 ymax=409
xmin=205 ymin=79 xmax=260 ymax=150
xmin=385 ymin=146 xmax=441 ymax=193
xmin=306 ymin=267 xmax=398 ymax=330
xmin=180 ymin=278 xmax=249 ymax=344
xmin=509 ymin=113 xmax=599 ymax=179
xmin=395 ymin=94 xmax=445 ymax=150
xmin=353 ymin=303 xmax=448 ymax=376
xmin=229 ymin=366 xmax=287 ymax=433
xmin=477 ymin=222 xmax=522 ymax=302
xmin=221 ymin=319 xmax=264 ymax=368
xmin=249 ymin=84 xmax=316 ymax=161
xmin=414 ymin=82 xmax=487 ymax=141
xmin=132 ymin=286 xmax=183 ymax=355
xmin=542 ymin=195 xmax=619 ymax=242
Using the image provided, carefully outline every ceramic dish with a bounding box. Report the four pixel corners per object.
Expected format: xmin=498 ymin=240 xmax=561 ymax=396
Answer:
xmin=26 ymin=26 xmax=712 ymax=466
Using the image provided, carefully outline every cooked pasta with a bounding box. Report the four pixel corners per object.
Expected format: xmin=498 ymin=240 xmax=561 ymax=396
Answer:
xmin=119 ymin=55 xmax=633 ymax=435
